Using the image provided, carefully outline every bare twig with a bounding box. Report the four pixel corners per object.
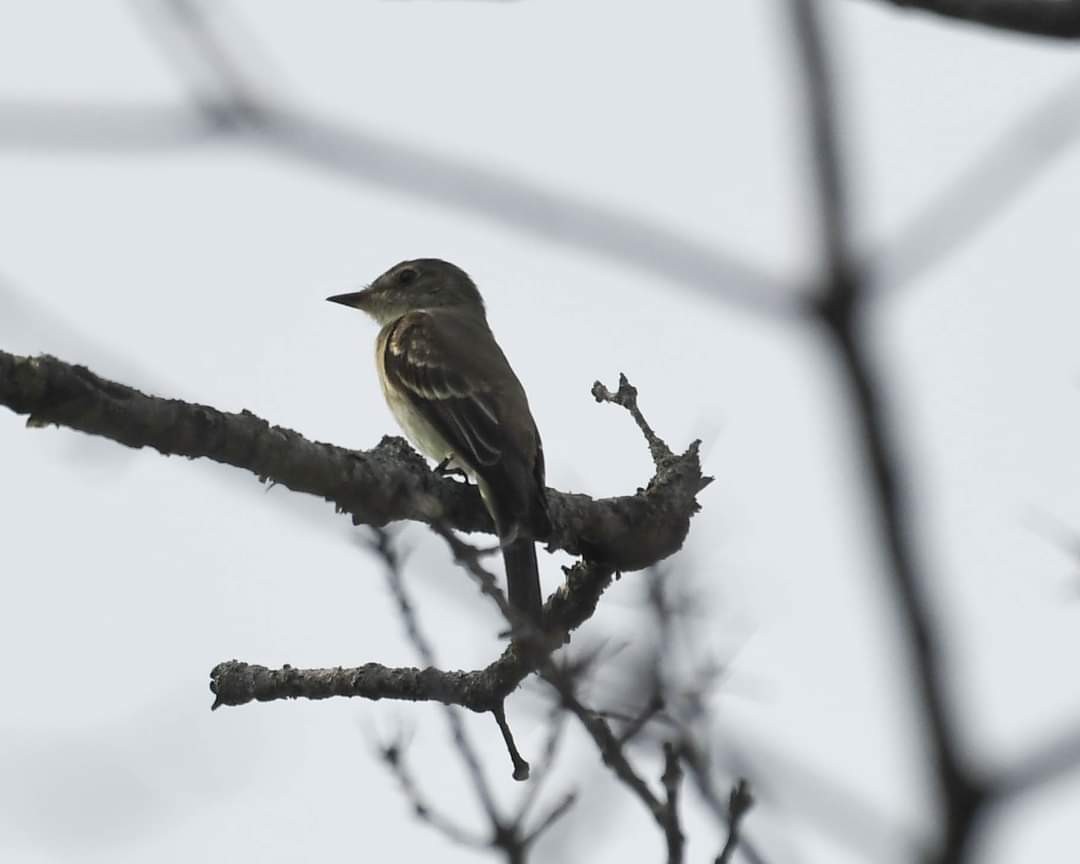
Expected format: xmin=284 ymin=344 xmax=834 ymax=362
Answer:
xmin=126 ymin=0 xmax=797 ymax=319
xmin=513 ymin=711 xmax=569 ymax=827
xmin=678 ymin=742 xmax=769 ymax=864
xmin=520 ymin=791 xmax=578 ymax=848
xmin=129 ymin=0 xmax=268 ymax=123
xmin=661 ymin=742 xmax=686 ymax=864
xmin=592 ymin=373 xmax=674 ymax=467
xmin=208 ymin=555 xmax=614 ymax=713
xmin=617 ymin=694 xmax=667 ymax=746
xmin=368 ymin=529 xmax=501 ymax=822
xmin=429 ymin=523 xmax=519 ymax=625
xmin=554 ymin=685 xmax=664 ymax=820
xmin=492 ymin=702 xmax=531 ymax=782
xmin=716 ymin=778 xmax=754 ymax=864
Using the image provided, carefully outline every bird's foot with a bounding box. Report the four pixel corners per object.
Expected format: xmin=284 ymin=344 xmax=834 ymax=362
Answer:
xmin=434 ymin=455 xmax=470 ymax=484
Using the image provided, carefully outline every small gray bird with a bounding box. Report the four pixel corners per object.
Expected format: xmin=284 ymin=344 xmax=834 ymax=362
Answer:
xmin=328 ymin=258 xmax=550 ymax=626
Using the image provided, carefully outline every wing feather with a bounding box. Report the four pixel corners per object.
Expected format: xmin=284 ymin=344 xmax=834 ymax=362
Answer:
xmin=384 ymin=312 xmax=503 ymax=468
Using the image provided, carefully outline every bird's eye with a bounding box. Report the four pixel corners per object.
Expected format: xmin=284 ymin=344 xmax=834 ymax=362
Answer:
xmin=397 ymin=267 xmax=418 ymax=286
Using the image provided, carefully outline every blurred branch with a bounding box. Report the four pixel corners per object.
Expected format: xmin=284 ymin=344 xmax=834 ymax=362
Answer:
xmin=208 ymin=521 xmax=616 ymax=711
xmin=716 ymin=778 xmax=754 ymax=864
xmin=789 ymin=1 xmax=984 ymax=861
xmin=136 ymin=0 xmax=797 ymax=318
xmin=519 ymin=791 xmax=577 ymax=849
xmin=377 ymin=737 xmax=489 ymax=852
xmin=130 ymin=0 xmax=268 ymax=120
xmin=0 ymin=102 xmax=216 ymax=151
xmin=207 ymin=563 xmax=619 ymax=713
xmin=368 ymin=528 xmax=578 ymax=862
xmin=869 ymin=73 xmax=1080 ymax=292
xmin=997 ymin=723 xmax=1080 ymax=798
xmin=512 ymin=710 xmax=569 ymax=827
xmin=660 ymin=742 xmax=686 ymax=864
xmin=0 ymin=0 xmax=799 ymax=320
xmin=543 ymin=662 xmax=690 ymax=864
xmin=552 ymin=687 xmax=665 ymax=828
xmin=679 ymin=742 xmax=769 ymax=864
xmin=369 ymin=528 xmax=504 ymax=823
xmin=0 ymin=351 xmax=708 ymax=572
xmin=863 ymin=0 xmax=1080 ymax=38
xmin=0 ymin=99 xmax=796 ymax=320
xmin=592 ymin=373 xmax=673 ymax=467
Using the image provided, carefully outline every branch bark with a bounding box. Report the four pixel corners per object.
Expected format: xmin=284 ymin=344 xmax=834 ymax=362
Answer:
xmin=0 ymin=350 xmax=709 ymax=572
xmin=0 ymin=351 xmax=711 ymax=713
xmin=210 ymin=556 xmax=615 ymax=712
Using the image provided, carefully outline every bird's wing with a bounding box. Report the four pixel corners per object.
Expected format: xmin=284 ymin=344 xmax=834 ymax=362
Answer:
xmin=383 ymin=311 xmax=503 ymax=468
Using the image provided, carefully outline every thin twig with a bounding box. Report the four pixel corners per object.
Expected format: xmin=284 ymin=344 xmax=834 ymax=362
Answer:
xmin=996 ymin=724 xmax=1080 ymax=798
xmin=125 ymin=0 xmax=796 ymax=318
xmin=543 ymin=665 xmax=665 ymax=825
xmin=428 ymin=523 xmax=520 ymax=625
xmin=617 ymin=694 xmax=667 ymax=745
xmin=369 ymin=529 xmax=500 ymax=825
xmin=377 ymin=738 xmax=488 ymax=850
xmin=520 ymin=791 xmax=578 ymax=848
xmin=592 ymin=373 xmax=674 ymax=467
xmin=716 ymin=778 xmax=754 ymax=864
xmin=514 ymin=710 xmax=569 ymax=826
xmin=661 ymin=742 xmax=686 ymax=864
xmin=679 ymin=742 xmax=770 ymax=864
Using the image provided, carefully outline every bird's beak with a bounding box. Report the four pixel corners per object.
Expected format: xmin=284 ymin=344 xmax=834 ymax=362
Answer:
xmin=326 ymin=287 xmax=371 ymax=309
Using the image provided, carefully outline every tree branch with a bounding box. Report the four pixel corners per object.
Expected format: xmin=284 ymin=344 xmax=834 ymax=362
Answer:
xmin=209 ymin=554 xmax=614 ymax=712
xmin=789 ymin=1 xmax=983 ymax=859
xmin=660 ymin=742 xmax=686 ymax=864
xmin=716 ymin=779 xmax=754 ymax=864
xmin=0 ymin=351 xmax=709 ymax=572
xmin=996 ymin=723 xmax=1080 ymax=798
xmin=863 ymin=0 xmax=1080 ymax=38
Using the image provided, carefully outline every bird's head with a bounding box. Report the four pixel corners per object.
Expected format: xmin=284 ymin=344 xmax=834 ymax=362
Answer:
xmin=327 ymin=258 xmax=485 ymax=325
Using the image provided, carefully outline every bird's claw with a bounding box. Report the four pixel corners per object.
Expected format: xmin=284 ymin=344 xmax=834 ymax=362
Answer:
xmin=434 ymin=455 xmax=470 ymax=484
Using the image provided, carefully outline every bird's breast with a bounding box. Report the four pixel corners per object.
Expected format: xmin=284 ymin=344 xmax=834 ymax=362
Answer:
xmin=375 ymin=325 xmax=457 ymax=467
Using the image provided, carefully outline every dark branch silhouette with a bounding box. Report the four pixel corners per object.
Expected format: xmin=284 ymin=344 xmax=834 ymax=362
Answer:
xmin=791 ymin=1 xmax=981 ymax=859
xmin=864 ymin=0 xmax=1080 ymax=37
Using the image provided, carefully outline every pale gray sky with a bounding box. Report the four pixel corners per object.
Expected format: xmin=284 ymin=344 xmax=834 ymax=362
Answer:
xmin=2 ymin=2 xmax=1079 ymax=862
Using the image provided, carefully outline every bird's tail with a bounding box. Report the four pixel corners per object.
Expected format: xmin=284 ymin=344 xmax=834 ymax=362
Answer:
xmin=503 ymin=537 xmax=543 ymax=628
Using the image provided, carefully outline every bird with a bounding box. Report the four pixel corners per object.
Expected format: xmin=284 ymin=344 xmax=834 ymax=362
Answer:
xmin=328 ymin=258 xmax=550 ymax=627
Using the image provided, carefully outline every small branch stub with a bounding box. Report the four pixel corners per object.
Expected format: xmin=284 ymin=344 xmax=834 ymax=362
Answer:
xmin=493 ymin=703 xmax=531 ymax=782
xmin=592 ymin=372 xmax=673 ymax=467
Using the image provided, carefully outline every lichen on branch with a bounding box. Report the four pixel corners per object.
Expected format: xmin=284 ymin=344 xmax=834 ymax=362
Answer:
xmin=0 ymin=351 xmax=710 ymax=572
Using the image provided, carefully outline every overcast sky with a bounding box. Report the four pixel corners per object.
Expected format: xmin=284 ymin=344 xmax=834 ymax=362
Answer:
xmin=2 ymin=2 xmax=1080 ymax=862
